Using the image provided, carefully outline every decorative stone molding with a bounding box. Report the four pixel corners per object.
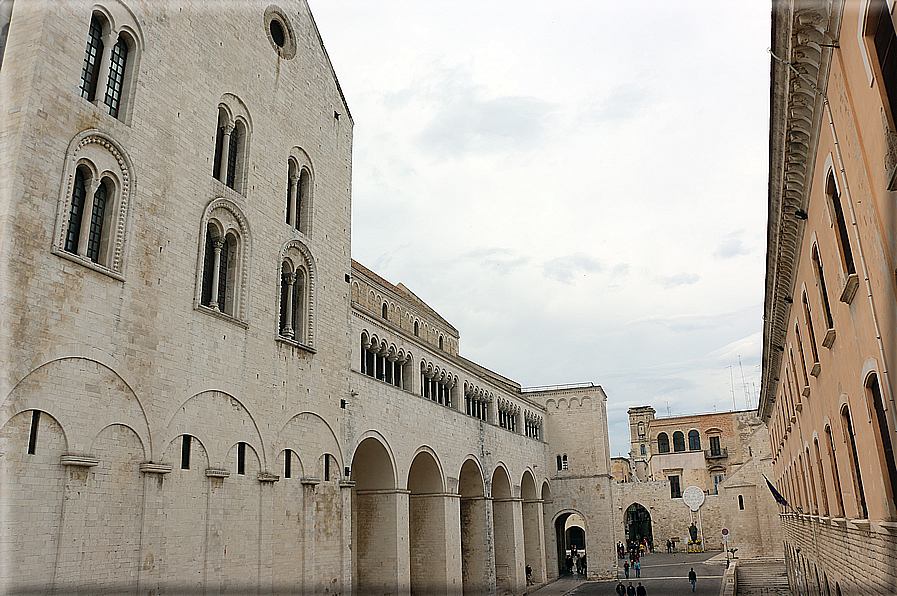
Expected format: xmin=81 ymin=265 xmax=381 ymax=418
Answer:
xmin=205 ymin=468 xmax=230 ymax=478
xmin=60 ymin=455 xmax=99 ymax=467
xmin=140 ymin=462 xmax=173 ymax=474
xmin=258 ymin=472 xmax=280 ymax=483
xmin=761 ymin=1 xmax=835 ymax=421
xmin=300 ymin=477 xmax=321 ymax=486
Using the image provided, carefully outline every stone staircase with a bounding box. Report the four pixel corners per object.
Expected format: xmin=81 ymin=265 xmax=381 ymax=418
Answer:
xmin=736 ymin=559 xmax=791 ymax=595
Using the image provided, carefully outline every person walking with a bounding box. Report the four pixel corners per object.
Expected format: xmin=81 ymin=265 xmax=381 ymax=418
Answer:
xmin=615 ymin=581 xmax=626 ymax=595
xmin=634 ymin=560 xmax=641 ymax=578
xmin=627 ymin=582 xmax=635 ymax=596
xmin=623 ymin=560 xmax=630 ymax=579
xmin=635 ymin=582 xmax=647 ymax=596
xmin=688 ymin=567 xmax=697 ymax=591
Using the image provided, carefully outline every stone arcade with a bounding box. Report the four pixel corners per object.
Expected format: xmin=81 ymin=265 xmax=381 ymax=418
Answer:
xmin=0 ymin=1 xmax=616 ymax=593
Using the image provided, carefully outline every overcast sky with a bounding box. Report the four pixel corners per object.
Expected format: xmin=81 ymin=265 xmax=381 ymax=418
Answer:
xmin=309 ymin=1 xmax=771 ymax=458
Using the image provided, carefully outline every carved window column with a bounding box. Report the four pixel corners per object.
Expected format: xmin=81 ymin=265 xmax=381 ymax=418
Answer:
xmin=288 ymin=173 xmax=300 ymax=228
xmin=209 ymin=238 xmax=225 ymax=310
xmin=217 ymin=123 xmax=234 ymax=183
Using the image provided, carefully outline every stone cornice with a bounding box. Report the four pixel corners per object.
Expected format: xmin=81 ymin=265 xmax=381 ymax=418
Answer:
xmin=761 ymin=0 xmax=839 ymax=422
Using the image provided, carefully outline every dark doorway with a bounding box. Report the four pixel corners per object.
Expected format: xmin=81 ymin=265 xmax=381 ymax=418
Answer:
xmin=625 ymin=503 xmax=652 ymax=544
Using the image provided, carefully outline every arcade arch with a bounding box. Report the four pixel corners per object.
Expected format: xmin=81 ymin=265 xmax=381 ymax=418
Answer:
xmin=554 ymin=511 xmax=587 ymax=576
xmin=407 ymin=450 xmax=451 ymax=595
xmin=625 ymin=502 xmax=653 ymax=547
xmin=351 ymin=437 xmax=398 ymax=595
xmin=521 ymin=471 xmax=546 ymax=584
xmin=459 ymin=458 xmax=491 ymax=595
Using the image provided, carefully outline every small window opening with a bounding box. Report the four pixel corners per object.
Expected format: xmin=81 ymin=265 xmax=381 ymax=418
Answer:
xmin=414 ymin=321 xmax=419 ymax=336
xmin=439 ymin=335 xmax=444 ymax=350
xmin=557 ymin=455 xmax=562 ymax=471
xmin=237 ymin=441 xmax=246 ymax=475
xmin=284 ymin=449 xmax=292 ymax=479
xmin=739 ymin=495 xmax=744 ymax=510
xmin=324 ymin=454 xmax=330 ymax=481
xmin=27 ymin=410 xmax=40 ymax=455
xmin=270 ymin=19 xmax=285 ymax=47
xmin=181 ymin=435 xmax=192 ymax=470
xmin=382 ymin=303 xmax=388 ymax=319
xmin=562 ymin=454 xmax=568 ymax=470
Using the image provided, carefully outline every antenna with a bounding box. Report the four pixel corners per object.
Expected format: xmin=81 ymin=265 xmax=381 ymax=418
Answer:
xmin=727 ymin=365 xmax=736 ymax=411
xmin=738 ymin=355 xmax=749 ymax=410
xmin=666 ymin=401 xmax=671 ymax=417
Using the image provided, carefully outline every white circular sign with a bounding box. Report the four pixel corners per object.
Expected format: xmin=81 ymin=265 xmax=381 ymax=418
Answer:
xmin=682 ymin=486 xmax=705 ymax=511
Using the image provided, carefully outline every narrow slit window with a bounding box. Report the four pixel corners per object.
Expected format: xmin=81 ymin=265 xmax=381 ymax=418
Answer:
xmin=80 ymin=16 xmax=103 ymax=101
xmin=738 ymin=495 xmax=744 ymax=510
xmin=27 ymin=410 xmax=40 ymax=455
xmin=65 ymin=169 xmax=87 ymax=253
xmin=104 ymin=36 xmax=128 ymax=117
xmin=237 ymin=441 xmax=246 ymax=475
xmin=181 ymin=435 xmax=191 ymax=470
xmin=284 ymin=450 xmax=292 ymax=479
xmin=86 ymin=180 xmax=108 ymax=263
xmin=324 ymin=454 xmax=330 ymax=481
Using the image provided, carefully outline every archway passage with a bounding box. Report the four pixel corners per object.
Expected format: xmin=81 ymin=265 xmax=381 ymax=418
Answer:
xmin=521 ymin=472 xmax=545 ymax=585
xmin=554 ymin=512 xmax=587 ymax=576
xmin=459 ymin=459 xmax=491 ymax=595
xmin=625 ymin=503 xmax=652 ymax=547
xmin=408 ymin=451 xmax=449 ymax=595
xmin=351 ymin=438 xmax=398 ymax=595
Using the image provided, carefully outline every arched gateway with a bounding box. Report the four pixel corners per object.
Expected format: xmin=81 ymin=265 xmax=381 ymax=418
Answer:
xmin=625 ymin=502 xmax=653 ymax=546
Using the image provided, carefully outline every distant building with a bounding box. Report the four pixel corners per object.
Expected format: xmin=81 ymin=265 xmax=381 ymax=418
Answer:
xmin=613 ymin=407 xmax=781 ymax=557
xmin=762 ymin=0 xmax=897 ymax=593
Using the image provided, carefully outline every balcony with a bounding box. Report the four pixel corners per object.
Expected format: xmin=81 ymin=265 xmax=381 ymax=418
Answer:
xmin=704 ymin=448 xmax=728 ymax=460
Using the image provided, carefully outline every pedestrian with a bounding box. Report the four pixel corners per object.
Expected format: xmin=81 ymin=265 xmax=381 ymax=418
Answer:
xmin=615 ymin=581 xmax=626 ymax=595
xmin=566 ymin=555 xmax=573 ymax=574
xmin=689 ymin=567 xmax=697 ymax=592
xmin=627 ymin=582 xmax=635 ymax=596
xmin=525 ymin=564 xmax=532 ymax=585
xmin=634 ymin=560 xmax=641 ymax=578
xmin=636 ymin=582 xmax=647 ymax=596
xmin=623 ymin=560 xmax=629 ymax=579
xmin=581 ymin=553 xmax=587 ymax=576
xmin=666 ymin=539 xmax=671 ymax=553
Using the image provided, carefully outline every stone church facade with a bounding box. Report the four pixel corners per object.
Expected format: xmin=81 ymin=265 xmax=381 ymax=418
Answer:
xmin=0 ymin=1 xmax=616 ymax=594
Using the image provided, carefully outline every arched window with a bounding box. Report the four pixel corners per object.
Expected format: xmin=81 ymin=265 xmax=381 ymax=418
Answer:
xmin=802 ymin=292 xmax=820 ymax=369
xmin=279 ymin=262 xmax=307 ymax=343
xmin=867 ymin=372 xmax=897 ymax=512
xmin=201 ymin=226 xmax=237 ymax=315
xmin=195 ymin=199 xmax=250 ymax=322
xmin=640 ymin=444 xmax=646 ymax=456
xmin=439 ymin=335 xmax=444 ymax=350
xmin=673 ymin=431 xmax=686 ymax=452
xmin=814 ymin=438 xmax=829 ymax=516
xmin=557 ymin=455 xmax=563 ymax=471
xmin=382 ymin=303 xmax=388 ymax=319
xmin=841 ymin=406 xmax=868 ymax=518
xmin=657 ymin=433 xmax=670 ymax=453
xmin=826 ymin=425 xmax=845 ymax=517
xmin=414 ymin=320 xmax=419 ymax=336
xmin=812 ymin=244 xmax=835 ymax=340
xmin=78 ymin=11 xmax=140 ymax=121
xmin=562 ymin=454 xmax=568 ymax=470
xmin=867 ymin=0 xmax=897 ymax=189
xmin=212 ymin=99 xmax=251 ymax=194
xmin=825 ymin=173 xmax=856 ymax=277
xmin=286 ymin=156 xmax=312 ymax=235
xmin=54 ymin=131 xmax=133 ymax=276
xmin=688 ymin=430 xmax=701 ymax=451
xmin=795 ymin=323 xmax=810 ymax=390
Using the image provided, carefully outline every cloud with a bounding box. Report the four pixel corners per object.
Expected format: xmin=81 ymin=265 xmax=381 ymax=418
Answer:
xmin=656 ymin=272 xmax=700 ymax=289
xmin=542 ymin=253 xmax=605 ymax=284
xmin=416 ymin=72 xmax=556 ymax=156
xmin=713 ymin=231 xmax=750 ymax=259
xmin=461 ymin=247 xmax=530 ymax=274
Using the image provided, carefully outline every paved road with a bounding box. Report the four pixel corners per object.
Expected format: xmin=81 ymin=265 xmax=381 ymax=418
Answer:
xmin=571 ymin=551 xmax=726 ymax=596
